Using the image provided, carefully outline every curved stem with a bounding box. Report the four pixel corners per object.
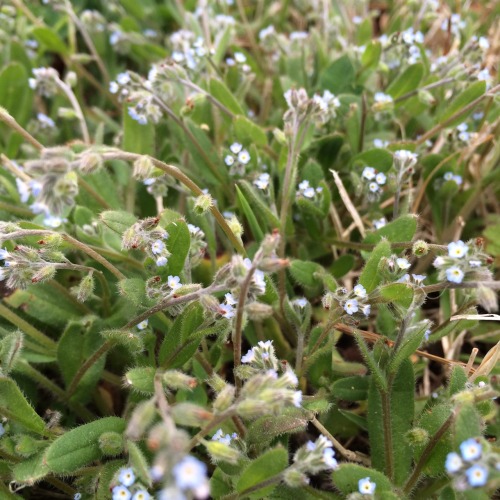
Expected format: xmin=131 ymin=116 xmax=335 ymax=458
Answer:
xmin=54 ymin=76 xmax=90 ymax=144
xmin=100 ymin=150 xmax=245 ymax=254
xmin=0 ymin=111 xmax=43 ymax=151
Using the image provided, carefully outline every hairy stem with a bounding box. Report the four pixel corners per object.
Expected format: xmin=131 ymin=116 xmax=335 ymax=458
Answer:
xmin=0 ymin=110 xmax=43 ymax=151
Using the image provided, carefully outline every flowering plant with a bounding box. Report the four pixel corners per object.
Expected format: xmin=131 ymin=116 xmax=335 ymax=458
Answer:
xmin=0 ymin=0 xmax=498 ymax=499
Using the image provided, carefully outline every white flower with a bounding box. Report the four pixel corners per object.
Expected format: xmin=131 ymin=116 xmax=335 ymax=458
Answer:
xmin=219 ymin=303 xmax=235 ymax=319
xmin=375 ymin=172 xmax=386 ymax=185
xmin=469 ymin=260 xmax=481 ymax=267
xmin=446 ymin=266 xmax=464 ymax=283
xmin=448 ymin=240 xmax=469 ymax=259
xmin=241 ymin=347 xmax=255 ymax=363
xmin=369 ymin=182 xmax=379 ymax=193
xmin=362 ymin=166 xmax=376 ymax=180
xmin=294 ymin=297 xmax=308 ymax=308
xmin=230 ymin=143 xmax=242 ymax=154
xmin=353 ymin=284 xmax=367 ymax=298
xmin=172 ymin=456 xmax=208 ymax=491
xmin=151 ymin=240 xmax=165 ymax=255
xmin=396 ymin=258 xmax=411 ymax=270
xmin=254 ymin=173 xmax=270 ymax=190
xmin=234 ymin=52 xmax=246 ymax=63
xmin=433 ymin=256 xmax=445 ymax=267
xmin=118 ymin=468 xmax=136 ymax=487
xmin=137 ymin=320 xmax=148 ymax=330
xmin=225 ymin=293 xmax=237 ymax=305
xmin=445 ymin=452 xmax=463 ymax=473
xmin=167 ymin=275 xmax=181 ymax=290
xmin=374 ymin=92 xmax=393 ymax=104
xmin=156 ymin=256 xmax=168 ymax=267
xmin=373 ymin=217 xmax=386 ymax=229
xmin=237 ymin=149 xmax=251 ymax=164
xmin=259 ymin=25 xmax=275 ymax=40
xmin=478 ymin=36 xmax=489 ymax=50
xmin=344 ymin=299 xmax=359 ymax=315
xmin=224 ymin=155 xmax=234 ymax=166
xmin=358 ymin=477 xmax=376 ymax=495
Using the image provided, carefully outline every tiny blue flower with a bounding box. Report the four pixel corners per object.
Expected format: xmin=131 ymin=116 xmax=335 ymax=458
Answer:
xmin=292 ymin=390 xmax=302 ymax=407
xmin=460 ymin=438 xmax=482 ymax=461
xmin=219 ymin=303 xmax=235 ymax=319
xmin=446 ymin=266 xmax=464 ymax=284
xmin=412 ymin=274 xmax=426 ymax=284
xmin=306 ymin=441 xmax=316 ymax=451
xmin=448 ymin=240 xmax=469 ymax=259
xmin=375 ymin=172 xmax=386 ymax=185
xmin=241 ymin=347 xmax=255 ymax=364
xmin=74 ymin=494 xmax=82 ymax=500
xmin=322 ymin=448 xmax=338 ymax=469
xmin=344 ymin=299 xmax=359 ymax=315
xmin=0 ymin=423 xmax=5 ymax=437
xmin=112 ymin=485 xmax=132 ymax=500
xmin=469 ymin=260 xmax=481 ymax=267
xmin=0 ymin=249 xmax=9 ymax=260
xmin=156 ymin=256 xmax=168 ymax=267
xmin=445 ymin=451 xmax=463 ymax=473
xmin=118 ymin=467 xmax=135 ymax=487
xmin=167 ymin=275 xmax=181 ymax=290
xmin=137 ymin=320 xmax=148 ymax=331
xmin=172 ymin=455 xmax=207 ymax=490
xmin=358 ymin=477 xmax=376 ymax=495
xmin=361 ymin=304 xmax=371 ymax=317
xmin=353 ymin=284 xmax=367 ymax=298
xmin=294 ymin=297 xmax=308 ymax=308
xmin=151 ymin=240 xmax=165 ymax=255
xmin=132 ymin=490 xmax=151 ymax=500
xmin=465 ymin=464 xmax=488 ymax=487
xmin=362 ymin=167 xmax=376 ymax=180
xmin=397 ymin=257 xmax=411 ymax=270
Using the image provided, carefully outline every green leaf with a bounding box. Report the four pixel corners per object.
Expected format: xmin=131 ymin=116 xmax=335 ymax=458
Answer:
xmin=45 ymin=417 xmax=126 ymax=474
xmin=364 ymin=215 xmax=418 ymax=245
xmin=118 ymin=278 xmax=149 ymax=307
xmin=125 ymin=367 xmax=155 ymax=394
xmin=0 ymin=63 xmax=33 ymax=127
xmin=0 ymin=376 xmax=47 ymax=435
xmin=236 ymin=446 xmax=288 ymax=499
xmin=319 ymin=55 xmax=356 ymax=94
xmin=358 ymin=239 xmax=391 ymax=292
xmin=123 ymin=102 xmax=156 ymax=154
xmin=368 ymin=359 xmax=414 ymax=485
xmin=439 ymin=81 xmax=486 ymax=127
xmin=379 ymin=283 xmax=414 ymax=310
xmin=453 ymin=403 xmax=482 ymax=448
xmin=361 ymin=41 xmax=381 ymax=70
xmin=331 ymin=376 xmax=369 ymax=401
xmin=387 ymin=322 xmax=427 ymax=375
xmin=332 ymin=464 xmax=393 ymax=495
xmin=209 ymin=78 xmax=244 ymax=116
xmin=32 ymin=27 xmax=68 ymax=55
xmin=447 ymin=366 xmax=468 ymax=396
xmin=101 ymin=329 xmax=144 ymax=353
xmin=246 ymin=411 xmax=308 ymax=449
xmin=0 ymin=330 xmax=23 ymax=374
xmin=165 ymin=219 xmax=191 ymax=276
xmin=352 ymin=148 xmax=394 ymax=173
xmin=236 ymin=185 xmax=265 ymax=242
xmin=127 ymin=440 xmax=151 ymax=487
xmin=387 ymin=63 xmax=424 ymax=99
xmin=289 ymin=260 xmax=324 ymax=288
xmin=354 ymin=333 xmax=387 ymax=392
xmin=57 ymin=319 xmax=106 ymax=403
xmin=330 ymin=254 xmax=355 ymax=279
xmin=238 ymin=180 xmax=280 ymax=230
xmin=100 ymin=210 xmax=137 ymax=234
xmin=234 ymin=116 xmax=267 ymax=147
xmin=12 ymin=450 xmax=50 ymax=485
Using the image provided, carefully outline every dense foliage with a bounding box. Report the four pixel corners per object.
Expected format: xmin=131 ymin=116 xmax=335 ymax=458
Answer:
xmin=0 ymin=0 xmax=499 ymax=498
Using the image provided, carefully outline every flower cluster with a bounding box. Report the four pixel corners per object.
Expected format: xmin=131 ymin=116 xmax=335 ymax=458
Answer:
xmin=434 ymin=240 xmax=491 ymax=285
xmin=121 ymin=217 xmax=170 ymax=267
xmin=361 ymin=166 xmax=387 ymax=197
xmin=323 ymin=283 xmax=371 ymax=318
xmin=112 ymin=467 xmax=151 ymax=500
xmin=253 ymin=172 xmax=271 ymax=191
xmin=445 ymin=438 xmax=499 ymax=490
xmin=296 ymin=179 xmax=323 ymax=200
xmin=28 ymin=67 xmax=59 ymax=97
xmin=224 ymin=142 xmax=251 ymax=176
xmin=187 ymin=224 xmax=207 ymax=266
xmin=284 ymin=436 xmax=339 ymax=486
xmin=169 ymin=29 xmax=212 ymax=71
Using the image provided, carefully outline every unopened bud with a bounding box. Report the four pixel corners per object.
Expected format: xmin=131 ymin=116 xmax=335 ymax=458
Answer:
xmin=236 ymin=399 xmax=269 ymax=419
xmin=133 ymin=156 xmax=154 ymax=180
xmin=99 ymin=431 xmax=123 ymax=456
xmin=412 ymin=240 xmax=429 ymax=257
xmin=163 ymin=370 xmax=197 ymax=390
xmin=65 ymin=71 xmax=77 ymax=88
xmin=477 ymin=285 xmax=498 ymax=312
xmin=58 ymin=107 xmax=78 ymax=119
xmin=245 ymin=302 xmax=273 ymax=321
xmin=42 ymin=233 xmax=63 ymax=247
xmin=405 ymin=427 xmax=429 ymax=447
xmin=208 ymin=374 xmax=227 ymax=393
xmin=452 ymin=389 xmax=475 ymax=404
xmin=418 ymin=89 xmax=436 ymax=106
xmin=322 ymin=292 xmax=335 ymax=309
xmin=283 ymin=469 xmax=310 ymax=487
xmin=170 ymin=283 xmax=202 ymax=297
xmin=193 ymin=193 xmax=214 ymax=215
xmin=31 ymin=265 xmax=56 ymax=283
xmin=213 ymin=384 xmax=235 ymax=413
xmin=227 ymin=216 xmax=243 ymax=238
xmin=273 ymin=128 xmax=287 ymax=146
xmin=125 ymin=367 xmax=155 ymax=394
xmin=76 ymin=273 xmax=95 ymax=302
xmin=171 ymin=403 xmax=212 ymax=427
xmin=80 ymin=152 xmax=103 ymax=174
xmin=204 ymin=440 xmax=241 ymax=464
xmin=126 ymin=400 xmax=157 ymax=440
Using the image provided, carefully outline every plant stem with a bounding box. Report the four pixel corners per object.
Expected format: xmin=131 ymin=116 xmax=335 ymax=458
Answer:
xmin=0 ymin=110 xmax=43 ymax=150
xmin=233 ymin=266 xmax=256 ymax=394
xmin=403 ymin=409 xmax=455 ymax=494
xmin=0 ymin=302 xmax=56 ymax=351
xmin=54 ymin=76 xmax=90 ymax=144
xmin=311 ymin=416 xmax=370 ymax=465
xmin=100 ymin=150 xmax=245 ymax=255
xmin=187 ymin=408 xmax=236 ymax=451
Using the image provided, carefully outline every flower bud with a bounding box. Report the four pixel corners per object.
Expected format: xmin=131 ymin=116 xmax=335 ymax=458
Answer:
xmin=412 ymin=240 xmax=429 ymax=257
xmin=273 ymin=128 xmax=287 ymax=146
xmin=227 ymin=216 xmax=244 ymax=238
xmin=322 ymin=292 xmax=335 ymax=309
xmin=418 ymin=89 xmax=436 ymax=106
xmin=163 ymin=370 xmax=197 ymax=390
xmin=193 ymin=193 xmax=214 ymax=215
xmin=65 ymin=71 xmax=77 ymax=88
xmin=126 ymin=400 xmax=157 ymax=440
xmin=58 ymin=107 xmax=79 ymax=119
xmin=204 ymin=440 xmax=241 ymax=464
xmin=207 ymin=374 xmax=227 ymax=393
xmin=171 ymin=403 xmax=213 ymax=427
xmin=477 ymin=285 xmax=498 ymax=312
xmin=99 ymin=431 xmax=123 ymax=456
xmin=245 ymin=302 xmax=274 ymax=321
xmin=31 ymin=265 xmax=56 ymax=284
xmin=283 ymin=469 xmax=310 ymax=487
xmin=236 ymin=399 xmax=269 ymax=419
xmin=76 ymin=273 xmax=95 ymax=302
xmin=79 ymin=152 xmax=103 ymax=174
xmin=133 ymin=156 xmax=154 ymax=180
xmin=213 ymin=384 xmax=235 ymax=413
xmin=405 ymin=427 xmax=429 ymax=447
